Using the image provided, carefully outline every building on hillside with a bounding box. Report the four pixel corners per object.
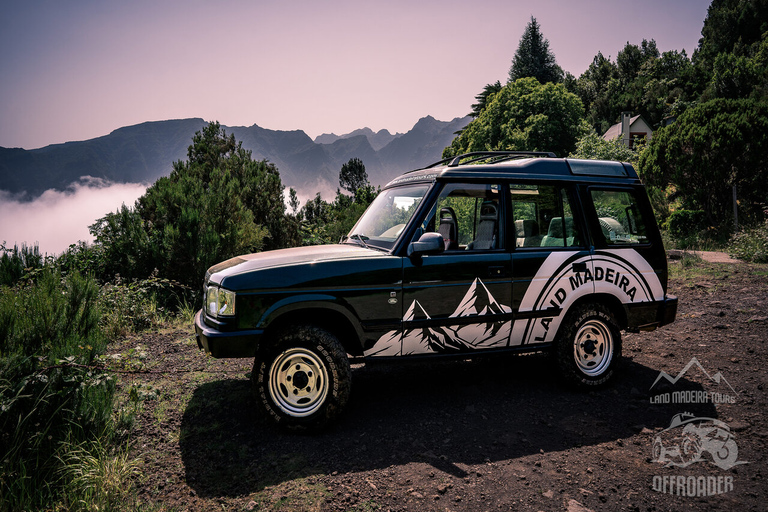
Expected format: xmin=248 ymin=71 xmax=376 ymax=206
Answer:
xmin=602 ymin=112 xmax=653 ymax=148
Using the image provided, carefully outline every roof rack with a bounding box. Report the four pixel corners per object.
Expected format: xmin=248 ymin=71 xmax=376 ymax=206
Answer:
xmin=422 ymin=151 xmax=557 ymax=169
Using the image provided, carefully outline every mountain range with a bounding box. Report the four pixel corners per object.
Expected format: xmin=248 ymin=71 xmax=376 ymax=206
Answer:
xmin=0 ymin=116 xmax=470 ymax=200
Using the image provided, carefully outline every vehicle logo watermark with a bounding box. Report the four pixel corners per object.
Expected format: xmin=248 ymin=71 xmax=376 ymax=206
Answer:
xmin=649 ymin=357 xmax=737 ymax=405
xmin=649 ymin=413 xmax=748 ymax=497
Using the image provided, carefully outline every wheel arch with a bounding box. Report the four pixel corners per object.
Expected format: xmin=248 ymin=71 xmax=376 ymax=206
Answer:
xmin=565 ymin=292 xmax=628 ymax=330
xmin=262 ymin=306 xmax=364 ymax=357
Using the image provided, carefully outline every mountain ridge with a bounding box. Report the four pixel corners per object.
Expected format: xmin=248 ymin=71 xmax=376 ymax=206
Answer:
xmin=0 ymin=116 xmax=470 ymax=200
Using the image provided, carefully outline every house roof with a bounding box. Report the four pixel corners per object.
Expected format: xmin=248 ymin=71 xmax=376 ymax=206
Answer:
xmin=602 ymin=114 xmax=646 ymax=141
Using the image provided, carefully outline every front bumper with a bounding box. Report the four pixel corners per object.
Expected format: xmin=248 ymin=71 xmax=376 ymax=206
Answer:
xmin=194 ymin=309 xmax=262 ymax=358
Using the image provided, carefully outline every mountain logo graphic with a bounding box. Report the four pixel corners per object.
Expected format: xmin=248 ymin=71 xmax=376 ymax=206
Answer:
xmin=650 ymin=357 xmax=736 ymax=394
xmin=365 ymin=277 xmax=513 ymax=356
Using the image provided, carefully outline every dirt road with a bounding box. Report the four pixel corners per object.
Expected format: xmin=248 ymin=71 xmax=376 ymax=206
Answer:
xmin=121 ymin=258 xmax=767 ymax=511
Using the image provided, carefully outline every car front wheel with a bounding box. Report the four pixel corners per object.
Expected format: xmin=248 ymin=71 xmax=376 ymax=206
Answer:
xmin=253 ymin=325 xmax=351 ymax=431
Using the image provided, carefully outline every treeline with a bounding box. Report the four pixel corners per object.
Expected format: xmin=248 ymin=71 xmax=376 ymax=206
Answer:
xmin=453 ymin=0 xmax=768 ymax=248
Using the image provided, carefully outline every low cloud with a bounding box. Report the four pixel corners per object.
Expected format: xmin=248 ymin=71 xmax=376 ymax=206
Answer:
xmin=0 ymin=177 xmax=147 ymax=256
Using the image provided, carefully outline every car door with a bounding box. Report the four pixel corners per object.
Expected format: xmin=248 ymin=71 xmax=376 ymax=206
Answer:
xmin=397 ymin=182 xmax=514 ymax=355
xmin=508 ymin=182 xmax=594 ymax=346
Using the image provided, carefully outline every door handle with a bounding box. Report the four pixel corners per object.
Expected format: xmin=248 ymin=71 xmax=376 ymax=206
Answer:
xmin=572 ymin=262 xmax=588 ymax=272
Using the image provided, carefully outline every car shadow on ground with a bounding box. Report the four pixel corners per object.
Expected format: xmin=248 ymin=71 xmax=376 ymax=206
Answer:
xmin=179 ymin=353 xmax=717 ymax=498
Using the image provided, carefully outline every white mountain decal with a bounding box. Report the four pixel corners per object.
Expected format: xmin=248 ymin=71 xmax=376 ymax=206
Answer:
xmin=365 ymin=278 xmax=513 ymax=356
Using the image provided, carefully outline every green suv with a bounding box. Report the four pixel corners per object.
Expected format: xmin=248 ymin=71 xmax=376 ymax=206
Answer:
xmin=195 ymin=152 xmax=677 ymax=429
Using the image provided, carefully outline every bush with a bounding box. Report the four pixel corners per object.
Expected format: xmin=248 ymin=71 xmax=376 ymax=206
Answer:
xmin=0 ymin=243 xmax=45 ymax=286
xmin=729 ymin=224 xmax=768 ymax=263
xmin=0 ymin=268 xmax=120 ymax=511
xmin=666 ymin=209 xmax=708 ymax=248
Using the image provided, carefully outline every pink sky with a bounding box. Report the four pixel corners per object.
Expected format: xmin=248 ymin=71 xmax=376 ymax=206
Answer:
xmin=1 ymin=0 xmax=710 ymax=150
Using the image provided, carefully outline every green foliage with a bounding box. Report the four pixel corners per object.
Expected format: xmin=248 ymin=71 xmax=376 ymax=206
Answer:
xmin=339 ymin=157 xmax=369 ymax=196
xmin=444 ymin=77 xmax=586 ymax=158
xmin=99 ymin=273 xmax=177 ymax=338
xmin=0 ymin=243 xmax=45 ymax=287
xmin=729 ymin=223 xmax=768 ymax=263
xmin=59 ymin=442 xmax=141 ymax=512
xmin=569 ymin=131 xmax=642 ymax=164
xmin=639 ymin=98 xmax=768 ymax=236
xmin=508 ymin=17 xmax=563 ymax=84
xmin=469 ymin=81 xmax=502 ymax=118
xmin=666 ymin=209 xmax=709 ymax=248
xmin=91 ymin=122 xmax=292 ymax=290
xmin=693 ymin=0 xmax=768 ymax=69
xmin=297 ymin=162 xmax=379 ymax=245
xmin=576 ymin=41 xmax=694 ymax=134
xmin=0 ymin=268 xmax=118 ymax=511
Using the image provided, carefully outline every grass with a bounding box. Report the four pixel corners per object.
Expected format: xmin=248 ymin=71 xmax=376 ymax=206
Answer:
xmin=60 ymin=441 xmax=141 ymax=511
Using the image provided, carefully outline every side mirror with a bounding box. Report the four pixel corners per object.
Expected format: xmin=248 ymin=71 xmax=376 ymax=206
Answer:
xmin=407 ymin=232 xmax=445 ymax=257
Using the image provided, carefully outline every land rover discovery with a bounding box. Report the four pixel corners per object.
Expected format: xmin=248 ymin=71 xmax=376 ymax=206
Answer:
xmin=194 ymin=152 xmax=678 ymax=430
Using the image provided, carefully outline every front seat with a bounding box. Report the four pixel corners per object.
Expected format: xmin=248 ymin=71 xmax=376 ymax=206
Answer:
xmin=469 ymin=201 xmax=498 ymax=250
xmin=438 ymin=206 xmax=458 ymax=250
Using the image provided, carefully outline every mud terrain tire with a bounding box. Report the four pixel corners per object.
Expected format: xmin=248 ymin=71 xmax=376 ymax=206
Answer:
xmin=554 ymin=303 xmax=622 ymax=387
xmin=253 ymin=325 xmax=351 ymax=431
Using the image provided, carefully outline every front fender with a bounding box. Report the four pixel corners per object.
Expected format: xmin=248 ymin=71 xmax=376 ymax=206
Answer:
xmin=258 ymin=294 xmax=366 ymax=342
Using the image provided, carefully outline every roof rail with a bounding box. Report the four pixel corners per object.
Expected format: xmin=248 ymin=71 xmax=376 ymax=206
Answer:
xmin=422 ymin=151 xmax=557 ymax=169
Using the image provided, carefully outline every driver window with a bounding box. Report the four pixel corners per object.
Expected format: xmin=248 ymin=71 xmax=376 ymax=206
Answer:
xmin=418 ymin=183 xmax=503 ymax=251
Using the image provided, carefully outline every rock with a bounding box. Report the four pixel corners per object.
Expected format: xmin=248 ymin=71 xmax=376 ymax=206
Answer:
xmin=567 ymin=499 xmax=595 ymax=512
xmin=543 ymin=490 xmax=554 ymax=498
xmin=729 ymin=420 xmax=749 ymax=432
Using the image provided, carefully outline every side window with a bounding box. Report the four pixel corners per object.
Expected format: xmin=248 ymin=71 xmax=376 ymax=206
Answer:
xmin=510 ymin=184 xmax=582 ymax=248
xmin=589 ymin=189 xmax=649 ymax=245
xmin=419 ymin=183 xmax=503 ymax=251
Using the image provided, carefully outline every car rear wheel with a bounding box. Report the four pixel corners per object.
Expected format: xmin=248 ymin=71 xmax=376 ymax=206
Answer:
xmin=253 ymin=325 xmax=351 ymax=431
xmin=554 ymin=303 xmax=621 ymax=387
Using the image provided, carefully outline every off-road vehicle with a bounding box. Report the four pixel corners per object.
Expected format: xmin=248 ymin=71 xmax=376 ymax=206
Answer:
xmin=195 ymin=151 xmax=678 ymax=429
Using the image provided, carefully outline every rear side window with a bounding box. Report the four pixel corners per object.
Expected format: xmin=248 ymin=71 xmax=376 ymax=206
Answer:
xmin=510 ymin=184 xmax=582 ymax=249
xmin=589 ymin=189 xmax=649 ymax=245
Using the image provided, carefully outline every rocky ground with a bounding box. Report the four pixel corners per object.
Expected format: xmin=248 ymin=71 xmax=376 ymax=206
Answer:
xmin=117 ymin=256 xmax=767 ymax=511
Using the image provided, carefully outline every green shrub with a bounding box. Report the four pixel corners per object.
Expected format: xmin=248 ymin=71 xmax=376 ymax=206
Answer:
xmin=0 ymin=243 xmax=46 ymax=286
xmin=729 ymin=224 xmax=768 ymax=263
xmin=666 ymin=209 xmax=709 ymax=248
xmin=98 ymin=273 xmax=179 ymax=337
xmin=0 ymin=268 xmax=119 ymax=511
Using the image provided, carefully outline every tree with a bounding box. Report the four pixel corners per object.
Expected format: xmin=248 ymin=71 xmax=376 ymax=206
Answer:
xmin=91 ymin=122 xmax=290 ymax=288
xmin=569 ymin=132 xmax=641 ymax=164
xmin=639 ymin=98 xmax=768 ymax=234
xmin=508 ymin=17 xmax=563 ymax=84
xmin=339 ymin=158 xmax=369 ymax=196
xmin=693 ymin=0 xmax=768 ymax=69
xmin=444 ymin=77 xmax=587 ymax=158
xmin=469 ymin=81 xmax=503 ymax=118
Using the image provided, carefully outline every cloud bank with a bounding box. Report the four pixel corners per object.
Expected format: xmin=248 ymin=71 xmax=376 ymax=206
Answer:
xmin=0 ymin=178 xmax=147 ymax=256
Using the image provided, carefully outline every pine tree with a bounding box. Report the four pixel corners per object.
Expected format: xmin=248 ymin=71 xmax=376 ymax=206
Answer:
xmin=508 ymin=17 xmax=563 ymax=84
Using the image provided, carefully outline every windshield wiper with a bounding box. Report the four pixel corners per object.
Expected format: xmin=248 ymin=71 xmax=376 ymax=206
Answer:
xmin=345 ymin=233 xmax=370 ymax=249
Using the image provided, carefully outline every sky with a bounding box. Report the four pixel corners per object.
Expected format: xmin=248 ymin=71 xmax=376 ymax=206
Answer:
xmin=0 ymin=0 xmax=711 ymax=254
xmin=0 ymin=0 xmax=711 ymax=150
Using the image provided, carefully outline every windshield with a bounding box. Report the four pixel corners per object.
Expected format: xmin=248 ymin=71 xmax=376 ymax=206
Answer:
xmin=345 ymin=183 xmax=430 ymax=250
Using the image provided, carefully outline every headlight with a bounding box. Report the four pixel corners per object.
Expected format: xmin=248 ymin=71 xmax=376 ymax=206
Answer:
xmin=205 ymin=285 xmax=236 ymax=317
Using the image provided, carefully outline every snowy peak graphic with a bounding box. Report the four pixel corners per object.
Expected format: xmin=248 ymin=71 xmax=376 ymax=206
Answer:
xmin=452 ymin=278 xmax=512 ymax=317
xmin=367 ymin=278 xmax=514 ymax=357
xmin=650 ymin=357 xmax=737 ymax=394
xmin=404 ymin=300 xmax=431 ymax=321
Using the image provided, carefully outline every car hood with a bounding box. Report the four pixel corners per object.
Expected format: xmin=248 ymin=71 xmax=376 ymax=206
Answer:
xmin=206 ymin=244 xmax=390 ymax=284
